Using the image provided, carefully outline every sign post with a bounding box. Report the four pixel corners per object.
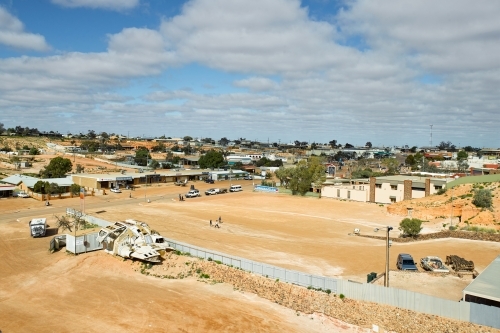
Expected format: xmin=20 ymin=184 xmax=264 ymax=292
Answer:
xmin=80 ymin=187 xmax=85 ymax=214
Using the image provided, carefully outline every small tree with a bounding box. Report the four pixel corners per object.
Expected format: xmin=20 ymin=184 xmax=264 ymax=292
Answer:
xmin=55 ymin=215 xmax=86 ymax=233
xmin=40 ymin=156 xmax=72 ymax=178
xmin=70 ymin=184 xmax=81 ymax=196
xmin=472 ymin=189 xmax=492 ymax=208
xmin=399 ymin=218 xmax=423 ymax=237
xmin=149 ymin=159 xmax=160 ymax=170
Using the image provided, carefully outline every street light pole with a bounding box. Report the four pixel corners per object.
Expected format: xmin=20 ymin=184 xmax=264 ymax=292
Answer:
xmin=450 ymin=175 xmax=459 ymax=228
xmin=375 ymin=226 xmax=393 ymax=287
xmin=385 ymin=226 xmax=393 ymax=287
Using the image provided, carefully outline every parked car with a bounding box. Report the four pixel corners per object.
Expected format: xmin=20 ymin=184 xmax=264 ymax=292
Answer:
xmin=420 ymin=256 xmax=450 ymax=273
xmin=110 ymin=188 xmax=121 ymax=193
xmin=396 ymin=253 xmax=418 ymax=271
xmin=17 ymin=192 xmax=30 ymax=198
xmin=244 ymin=175 xmax=253 ymax=180
xmin=205 ymin=188 xmax=219 ymax=195
xmin=205 ymin=179 xmax=214 ymax=184
xmin=185 ymin=189 xmax=201 ymax=198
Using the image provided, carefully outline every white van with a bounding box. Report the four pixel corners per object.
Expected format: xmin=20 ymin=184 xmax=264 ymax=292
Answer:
xmin=29 ymin=218 xmax=47 ymax=237
xmin=230 ymin=185 xmax=242 ymax=192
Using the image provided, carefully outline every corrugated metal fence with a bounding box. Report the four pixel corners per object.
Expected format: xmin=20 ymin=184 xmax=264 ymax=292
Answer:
xmin=336 ymin=279 xmax=471 ymax=322
xmin=163 ymin=237 xmax=338 ymax=293
xmin=61 ymin=212 xmax=500 ymax=329
xmin=163 ymin=237 xmax=500 ymax=329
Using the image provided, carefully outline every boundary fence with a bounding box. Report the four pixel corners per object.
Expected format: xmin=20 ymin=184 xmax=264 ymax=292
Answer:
xmin=60 ymin=212 xmax=500 ymax=329
xmin=163 ymin=237 xmax=500 ymax=329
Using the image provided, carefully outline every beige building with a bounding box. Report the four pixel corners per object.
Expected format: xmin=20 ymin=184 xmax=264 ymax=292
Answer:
xmin=322 ymin=175 xmax=447 ymax=204
xmin=71 ymin=169 xmax=208 ymax=194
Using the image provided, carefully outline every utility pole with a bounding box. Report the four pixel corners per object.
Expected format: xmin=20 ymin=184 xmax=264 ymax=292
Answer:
xmin=430 ymin=125 xmax=433 ymax=147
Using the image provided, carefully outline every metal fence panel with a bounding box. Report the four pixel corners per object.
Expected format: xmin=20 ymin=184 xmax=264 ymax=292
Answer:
xmin=470 ymin=303 xmax=500 ymax=329
xmin=241 ymin=260 xmax=253 ymax=272
xmin=150 ymin=236 xmax=486 ymax=327
xmin=298 ymin=272 xmax=312 ymax=287
xmin=286 ymin=270 xmax=299 ymax=285
xmin=274 ymin=267 xmax=286 ymax=281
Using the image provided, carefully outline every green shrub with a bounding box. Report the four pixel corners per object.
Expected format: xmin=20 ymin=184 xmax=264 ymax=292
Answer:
xmin=437 ymin=188 xmax=447 ymax=195
xmin=339 ymin=294 xmax=345 ymax=300
xmin=399 ymin=218 xmax=423 ymax=237
xmin=472 ymin=189 xmax=492 ymax=208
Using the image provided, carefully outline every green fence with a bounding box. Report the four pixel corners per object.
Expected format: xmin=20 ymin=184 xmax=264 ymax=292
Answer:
xmin=448 ymin=174 xmax=500 ymax=188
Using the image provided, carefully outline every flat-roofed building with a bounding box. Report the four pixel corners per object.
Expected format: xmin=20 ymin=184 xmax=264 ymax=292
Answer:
xmin=322 ymin=175 xmax=448 ymax=204
xmin=463 ymin=255 xmax=500 ymax=308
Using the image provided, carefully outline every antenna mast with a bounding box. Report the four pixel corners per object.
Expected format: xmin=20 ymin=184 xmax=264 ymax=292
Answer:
xmin=430 ymin=125 xmax=433 ymax=147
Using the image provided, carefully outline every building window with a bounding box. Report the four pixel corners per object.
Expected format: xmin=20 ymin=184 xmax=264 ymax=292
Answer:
xmin=435 ymin=186 xmax=442 ymax=190
xmin=337 ymin=189 xmax=340 ymax=197
xmin=347 ymin=191 xmax=351 ymax=199
xmin=375 ymin=184 xmax=382 ymax=189
xmin=390 ymin=185 xmax=397 ymax=190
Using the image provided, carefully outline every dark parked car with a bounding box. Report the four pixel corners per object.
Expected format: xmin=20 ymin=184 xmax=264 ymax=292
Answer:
xmin=396 ymin=253 xmax=418 ymax=271
xmin=205 ymin=179 xmax=214 ymax=184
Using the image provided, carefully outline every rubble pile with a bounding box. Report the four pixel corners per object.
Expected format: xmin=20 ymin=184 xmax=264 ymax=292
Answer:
xmin=359 ymin=230 xmax=500 ymax=243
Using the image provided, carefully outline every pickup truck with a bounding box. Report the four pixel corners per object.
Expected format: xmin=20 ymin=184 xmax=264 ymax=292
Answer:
xmin=185 ymin=189 xmax=201 ymax=198
xmin=175 ymin=179 xmax=188 ymax=186
xmin=205 ymin=188 xmax=219 ymax=195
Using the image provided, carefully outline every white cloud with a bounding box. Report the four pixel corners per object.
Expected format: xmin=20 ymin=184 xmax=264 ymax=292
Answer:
xmin=51 ymin=0 xmax=139 ymax=11
xmin=160 ymin=0 xmax=358 ymax=75
xmin=233 ymin=77 xmax=278 ymax=92
xmin=337 ymin=0 xmax=500 ymax=73
xmin=0 ymin=7 xmax=50 ymax=51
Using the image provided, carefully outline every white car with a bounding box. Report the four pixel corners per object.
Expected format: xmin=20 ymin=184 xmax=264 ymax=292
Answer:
xmin=185 ymin=190 xmax=201 ymax=198
xmin=17 ymin=192 xmax=30 ymax=198
xmin=110 ymin=188 xmax=121 ymax=193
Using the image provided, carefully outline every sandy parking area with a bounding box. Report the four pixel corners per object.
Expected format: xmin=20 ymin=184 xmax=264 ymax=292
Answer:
xmin=1 ymin=180 xmax=500 ymax=331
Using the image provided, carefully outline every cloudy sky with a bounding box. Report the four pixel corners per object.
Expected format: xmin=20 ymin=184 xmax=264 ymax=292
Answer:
xmin=0 ymin=0 xmax=499 ymax=147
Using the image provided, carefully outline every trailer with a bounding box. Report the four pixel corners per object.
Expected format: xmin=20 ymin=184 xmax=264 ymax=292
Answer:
xmin=29 ymin=218 xmax=47 ymax=237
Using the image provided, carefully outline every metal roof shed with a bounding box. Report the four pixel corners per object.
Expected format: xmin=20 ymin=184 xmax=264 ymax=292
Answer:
xmin=463 ymin=255 xmax=500 ymax=307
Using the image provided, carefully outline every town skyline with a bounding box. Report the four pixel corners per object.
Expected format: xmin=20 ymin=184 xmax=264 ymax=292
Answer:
xmin=1 ymin=0 xmax=499 ymax=146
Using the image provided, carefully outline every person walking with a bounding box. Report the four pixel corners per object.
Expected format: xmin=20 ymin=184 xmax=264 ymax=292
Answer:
xmin=210 ymin=220 xmax=212 ymax=227
xmin=219 ymin=216 xmax=222 ymax=224
xmin=179 ymin=194 xmax=181 ymax=201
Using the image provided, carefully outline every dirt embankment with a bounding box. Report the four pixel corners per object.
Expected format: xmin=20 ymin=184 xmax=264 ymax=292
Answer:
xmin=140 ymin=254 xmax=497 ymax=333
xmin=387 ymin=183 xmax=500 ymax=230
xmin=359 ymin=230 xmax=500 ymax=243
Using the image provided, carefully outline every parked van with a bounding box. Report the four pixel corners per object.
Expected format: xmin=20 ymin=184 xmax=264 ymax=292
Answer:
xmin=230 ymin=185 xmax=242 ymax=192
xmin=29 ymin=218 xmax=47 ymax=237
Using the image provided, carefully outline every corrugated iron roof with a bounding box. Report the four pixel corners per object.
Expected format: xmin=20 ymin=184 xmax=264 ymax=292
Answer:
xmin=463 ymin=255 xmax=500 ymax=303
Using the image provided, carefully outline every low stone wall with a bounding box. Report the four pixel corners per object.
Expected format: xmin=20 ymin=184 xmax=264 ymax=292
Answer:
xmin=192 ymin=260 xmax=495 ymax=333
xmin=358 ymin=230 xmax=500 ymax=243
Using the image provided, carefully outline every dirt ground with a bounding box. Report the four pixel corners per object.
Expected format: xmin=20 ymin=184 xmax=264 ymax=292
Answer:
xmin=2 ymin=179 xmax=500 ymax=331
xmin=0 ymin=215 xmax=374 ymax=333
